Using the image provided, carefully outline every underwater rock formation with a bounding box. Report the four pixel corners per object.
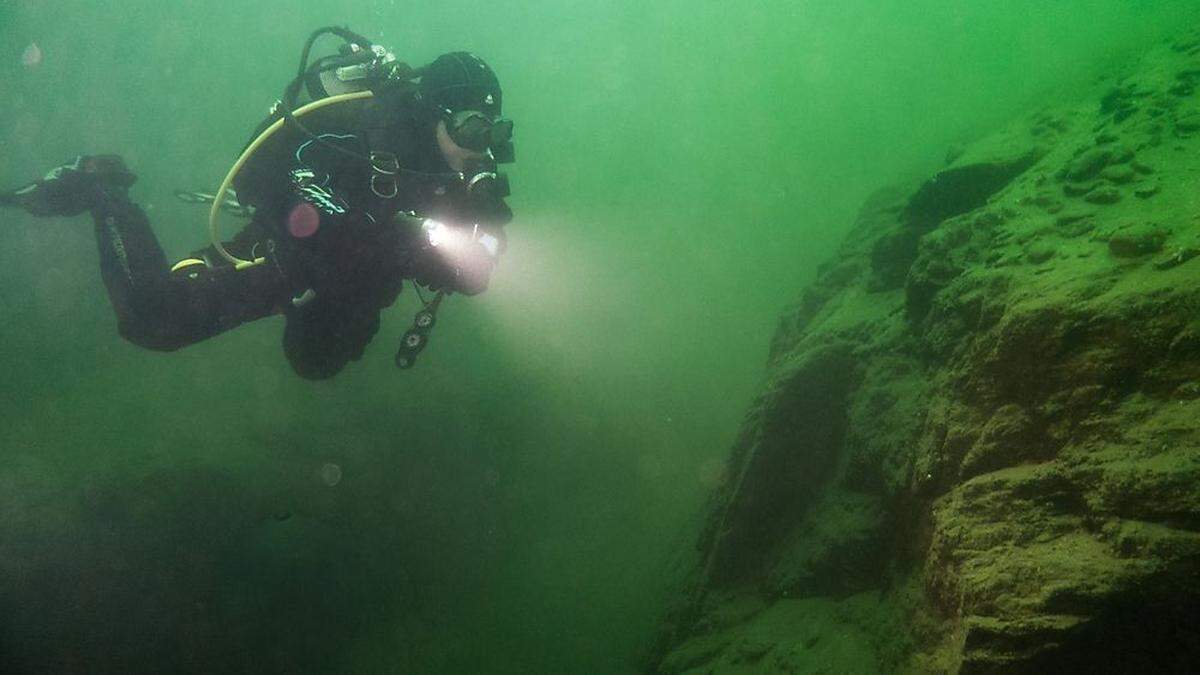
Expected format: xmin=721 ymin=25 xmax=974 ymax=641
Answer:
xmin=650 ymin=28 xmax=1200 ymax=675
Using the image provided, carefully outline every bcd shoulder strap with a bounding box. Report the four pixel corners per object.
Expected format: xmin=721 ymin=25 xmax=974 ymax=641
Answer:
xmin=360 ymin=79 xmax=424 ymax=202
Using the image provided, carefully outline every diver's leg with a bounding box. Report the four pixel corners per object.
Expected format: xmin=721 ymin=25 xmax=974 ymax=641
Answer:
xmin=2 ymin=155 xmax=136 ymax=217
xmin=282 ymin=300 xmax=383 ymax=380
xmin=90 ymin=187 xmax=176 ymax=344
xmin=92 ymin=191 xmax=292 ymax=350
xmin=4 ymin=155 xmax=291 ymax=350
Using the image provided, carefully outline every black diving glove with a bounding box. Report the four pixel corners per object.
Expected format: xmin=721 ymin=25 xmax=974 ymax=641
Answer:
xmin=3 ymin=155 xmax=137 ymax=217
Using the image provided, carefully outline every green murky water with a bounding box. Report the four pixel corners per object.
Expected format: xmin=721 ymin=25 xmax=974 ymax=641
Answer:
xmin=1 ymin=1 xmax=1195 ymax=672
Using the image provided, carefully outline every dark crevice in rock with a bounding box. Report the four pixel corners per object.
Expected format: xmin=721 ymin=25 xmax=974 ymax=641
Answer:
xmin=965 ymin=594 xmax=1200 ymax=675
xmin=903 ymin=150 xmax=1041 ymax=230
xmin=871 ymin=227 xmax=924 ymax=291
xmin=871 ymin=149 xmax=1041 ymax=293
xmin=705 ymin=345 xmax=857 ymax=587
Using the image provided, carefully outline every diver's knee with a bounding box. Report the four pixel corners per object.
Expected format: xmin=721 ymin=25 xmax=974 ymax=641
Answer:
xmin=117 ymin=318 xmax=188 ymax=352
xmin=288 ymin=356 xmax=346 ymax=380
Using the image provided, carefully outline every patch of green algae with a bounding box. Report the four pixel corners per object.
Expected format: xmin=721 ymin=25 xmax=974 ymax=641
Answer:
xmin=660 ymin=588 xmax=917 ymax=675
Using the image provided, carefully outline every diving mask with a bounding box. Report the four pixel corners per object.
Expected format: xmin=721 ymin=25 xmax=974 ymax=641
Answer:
xmin=446 ymin=110 xmax=515 ymax=163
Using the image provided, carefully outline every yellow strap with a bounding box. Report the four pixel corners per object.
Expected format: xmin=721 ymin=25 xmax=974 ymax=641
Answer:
xmin=170 ymin=258 xmax=208 ymax=273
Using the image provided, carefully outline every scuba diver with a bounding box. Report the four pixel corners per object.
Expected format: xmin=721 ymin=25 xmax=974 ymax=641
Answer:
xmin=0 ymin=27 xmax=515 ymax=379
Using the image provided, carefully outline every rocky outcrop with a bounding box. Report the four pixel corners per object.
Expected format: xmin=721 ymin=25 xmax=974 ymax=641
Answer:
xmin=649 ymin=28 xmax=1200 ymax=674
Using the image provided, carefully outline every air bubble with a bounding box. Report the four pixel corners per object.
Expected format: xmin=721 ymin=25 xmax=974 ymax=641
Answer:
xmin=319 ymin=463 xmax=343 ymax=487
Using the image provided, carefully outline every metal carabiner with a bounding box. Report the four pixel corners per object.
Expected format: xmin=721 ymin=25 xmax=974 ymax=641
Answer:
xmin=369 ymin=152 xmax=400 ymax=199
xmin=370 ymin=152 xmax=400 ymax=175
xmin=371 ymin=173 xmax=399 ymax=199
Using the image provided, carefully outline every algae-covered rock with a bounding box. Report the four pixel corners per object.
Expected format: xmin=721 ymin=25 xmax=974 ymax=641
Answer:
xmin=1064 ymin=147 xmax=1113 ymax=181
xmin=1175 ymin=109 xmax=1200 ymax=135
xmin=1155 ymin=243 xmax=1200 ymax=270
xmin=650 ymin=26 xmax=1200 ymax=675
xmin=1135 ymin=182 xmax=1162 ymax=199
xmin=1062 ymin=144 xmax=1134 ymax=183
xmin=1099 ymin=221 xmax=1170 ymax=257
xmin=1054 ymin=208 xmax=1097 ymax=236
xmin=1083 ymin=185 xmax=1122 ymax=204
xmin=765 ymin=491 xmax=888 ymax=597
xmin=1062 ymin=180 xmax=1099 ymax=197
xmin=1099 ymin=164 xmax=1136 ymax=184
xmin=958 ymin=404 xmax=1039 ymax=479
xmin=1023 ymin=240 xmax=1057 ymax=265
xmin=659 ymin=594 xmax=909 ymax=675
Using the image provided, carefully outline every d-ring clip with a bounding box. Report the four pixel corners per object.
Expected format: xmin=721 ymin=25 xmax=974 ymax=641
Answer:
xmin=370 ymin=152 xmax=400 ymax=199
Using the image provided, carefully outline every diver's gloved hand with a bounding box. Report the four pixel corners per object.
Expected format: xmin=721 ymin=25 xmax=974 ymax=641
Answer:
xmin=411 ymin=221 xmax=504 ymax=296
xmin=6 ymin=155 xmax=137 ymax=217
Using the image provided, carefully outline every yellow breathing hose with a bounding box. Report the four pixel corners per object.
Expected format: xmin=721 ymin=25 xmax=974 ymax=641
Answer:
xmin=209 ymin=90 xmax=375 ymax=269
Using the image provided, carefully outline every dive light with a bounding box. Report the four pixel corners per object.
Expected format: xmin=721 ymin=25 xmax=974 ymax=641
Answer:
xmin=421 ymin=218 xmax=502 ymax=259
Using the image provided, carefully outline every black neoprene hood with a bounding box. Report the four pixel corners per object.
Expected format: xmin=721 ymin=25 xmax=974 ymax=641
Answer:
xmin=419 ymin=52 xmax=503 ymax=118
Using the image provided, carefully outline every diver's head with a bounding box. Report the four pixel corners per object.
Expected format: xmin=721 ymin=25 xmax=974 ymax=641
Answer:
xmin=419 ymin=52 xmax=515 ymax=170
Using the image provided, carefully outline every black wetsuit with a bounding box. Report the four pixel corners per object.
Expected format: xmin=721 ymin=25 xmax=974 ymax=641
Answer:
xmin=89 ymin=119 xmax=511 ymax=379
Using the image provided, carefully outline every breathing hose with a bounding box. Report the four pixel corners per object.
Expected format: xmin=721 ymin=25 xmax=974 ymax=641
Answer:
xmin=208 ymin=91 xmax=374 ymax=269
